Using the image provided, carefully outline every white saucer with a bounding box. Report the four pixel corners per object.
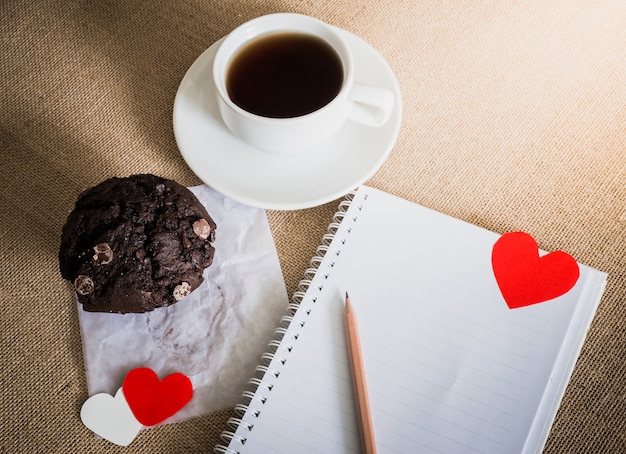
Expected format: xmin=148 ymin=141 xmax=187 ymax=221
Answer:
xmin=173 ymin=27 xmax=402 ymax=210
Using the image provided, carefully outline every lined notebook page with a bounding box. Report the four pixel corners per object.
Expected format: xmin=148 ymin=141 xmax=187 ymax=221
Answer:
xmin=224 ymin=186 xmax=606 ymax=454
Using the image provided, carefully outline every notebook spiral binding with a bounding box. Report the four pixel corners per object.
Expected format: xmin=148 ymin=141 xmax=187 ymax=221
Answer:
xmin=214 ymin=191 xmax=357 ymax=454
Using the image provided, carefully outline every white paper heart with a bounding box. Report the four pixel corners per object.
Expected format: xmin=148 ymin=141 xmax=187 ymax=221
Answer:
xmin=80 ymin=387 xmax=142 ymax=446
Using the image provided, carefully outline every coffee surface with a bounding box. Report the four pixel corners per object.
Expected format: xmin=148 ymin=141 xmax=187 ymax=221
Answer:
xmin=226 ymin=32 xmax=343 ymax=118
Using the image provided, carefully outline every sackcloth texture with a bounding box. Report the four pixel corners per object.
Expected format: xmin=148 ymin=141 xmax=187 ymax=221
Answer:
xmin=1 ymin=0 xmax=624 ymax=452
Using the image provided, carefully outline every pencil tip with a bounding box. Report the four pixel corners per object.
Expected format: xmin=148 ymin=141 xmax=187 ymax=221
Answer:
xmin=345 ymin=291 xmax=349 ymax=300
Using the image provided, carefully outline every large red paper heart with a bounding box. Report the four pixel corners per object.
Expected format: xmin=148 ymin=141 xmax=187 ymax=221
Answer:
xmin=492 ymin=231 xmax=580 ymax=309
xmin=122 ymin=367 xmax=193 ymax=426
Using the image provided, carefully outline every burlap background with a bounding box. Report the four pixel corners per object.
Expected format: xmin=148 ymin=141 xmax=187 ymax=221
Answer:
xmin=1 ymin=0 xmax=624 ymax=452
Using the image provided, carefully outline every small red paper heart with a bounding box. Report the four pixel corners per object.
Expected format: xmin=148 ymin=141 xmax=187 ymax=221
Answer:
xmin=122 ymin=367 xmax=193 ymax=426
xmin=492 ymin=232 xmax=580 ymax=309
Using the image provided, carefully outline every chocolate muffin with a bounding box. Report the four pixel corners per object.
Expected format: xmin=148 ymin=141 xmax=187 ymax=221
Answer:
xmin=59 ymin=174 xmax=216 ymax=313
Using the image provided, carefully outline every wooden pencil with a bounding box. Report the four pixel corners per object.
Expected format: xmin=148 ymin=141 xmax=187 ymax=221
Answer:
xmin=344 ymin=293 xmax=377 ymax=454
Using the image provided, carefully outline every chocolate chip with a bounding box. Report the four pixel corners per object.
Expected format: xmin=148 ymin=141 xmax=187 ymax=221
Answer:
xmin=93 ymin=243 xmax=114 ymax=265
xmin=173 ymin=282 xmax=192 ymax=301
xmin=58 ymin=174 xmax=216 ymax=313
xmin=193 ymin=219 xmax=212 ymax=240
xmin=74 ymin=275 xmax=94 ymax=295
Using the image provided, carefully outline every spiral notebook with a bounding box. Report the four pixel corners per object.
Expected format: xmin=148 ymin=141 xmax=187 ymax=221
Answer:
xmin=215 ymin=186 xmax=607 ymax=454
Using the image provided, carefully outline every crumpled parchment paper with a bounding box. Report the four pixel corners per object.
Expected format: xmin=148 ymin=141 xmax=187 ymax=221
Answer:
xmin=77 ymin=185 xmax=289 ymax=422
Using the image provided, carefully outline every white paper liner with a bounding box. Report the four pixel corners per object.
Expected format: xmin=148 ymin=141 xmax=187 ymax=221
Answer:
xmin=77 ymin=185 xmax=288 ymax=423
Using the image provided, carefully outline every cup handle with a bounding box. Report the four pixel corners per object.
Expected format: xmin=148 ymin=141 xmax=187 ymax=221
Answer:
xmin=348 ymin=84 xmax=394 ymax=127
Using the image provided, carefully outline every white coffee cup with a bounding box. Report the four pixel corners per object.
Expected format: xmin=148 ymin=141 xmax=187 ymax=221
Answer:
xmin=213 ymin=13 xmax=394 ymax=155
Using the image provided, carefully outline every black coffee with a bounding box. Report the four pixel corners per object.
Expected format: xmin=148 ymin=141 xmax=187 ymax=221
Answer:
xmin=226 ymin=32 xmax=344 ymax=118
